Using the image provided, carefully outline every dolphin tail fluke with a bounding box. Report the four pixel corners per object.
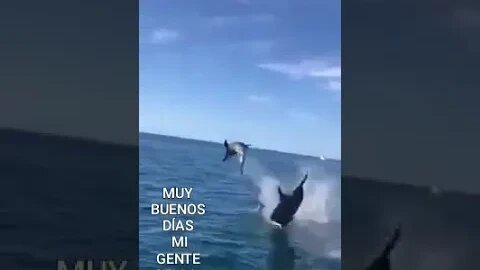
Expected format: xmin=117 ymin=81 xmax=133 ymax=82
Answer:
xmin=382 ymin=225 xmax=401 ymax=258
xmin=222 ymin=140 xmax=229 ymax=162
xmin=300 ymin=173 xmax=308 ymax=186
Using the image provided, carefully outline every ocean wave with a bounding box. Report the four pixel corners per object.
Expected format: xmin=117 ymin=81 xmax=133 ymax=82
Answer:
xmin=245 ymin=157 xmax=340 ymax=225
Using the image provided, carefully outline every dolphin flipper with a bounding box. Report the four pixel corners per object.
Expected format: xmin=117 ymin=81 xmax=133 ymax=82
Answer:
xmin=222 ymin=152 xmax=229 ymax=162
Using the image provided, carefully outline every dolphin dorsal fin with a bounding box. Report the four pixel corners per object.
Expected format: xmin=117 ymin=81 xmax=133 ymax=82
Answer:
xmin=278 ymin=186 xmax=287 ymax=202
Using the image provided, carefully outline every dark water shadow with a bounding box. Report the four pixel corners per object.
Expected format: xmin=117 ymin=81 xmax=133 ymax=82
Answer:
xmin=266 ymin=229 xmax=296 ymax=270
xmin=364 ymin=226 xmax=401 ymax=270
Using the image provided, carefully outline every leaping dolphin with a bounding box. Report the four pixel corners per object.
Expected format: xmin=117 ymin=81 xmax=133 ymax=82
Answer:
xmin=270 ymin=173 xmax=308 ymax=228
xmin=223 ymin=140 xmax=250 ymax=175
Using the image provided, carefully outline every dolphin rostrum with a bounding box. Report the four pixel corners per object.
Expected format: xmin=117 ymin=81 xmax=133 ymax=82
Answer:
xmin=223 ymin=140 xmax=251 ymax=175
xmin=270 ymin=173 xmax=308 ymax=228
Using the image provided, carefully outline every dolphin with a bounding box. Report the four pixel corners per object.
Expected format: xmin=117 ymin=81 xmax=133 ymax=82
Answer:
xmin=222 ymin=140 xmax=251 ymax=175
xmin=365 ymin=225 xmax=402 ymax=270
xmin=270 ymin=173 xmax=308 ymax=228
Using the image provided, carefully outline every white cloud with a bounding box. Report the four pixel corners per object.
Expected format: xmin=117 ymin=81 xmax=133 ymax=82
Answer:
xmin=310 ymin=67 xmax=341 ymax=78
xmin=258 ymin=59 xmax=341 ymax=79
xmin=247 ymin=94 xmax=272 ymax=103
xmin=151 ymin=28 xmax=181 ymax=44
xmin=259 ymin=58 xmax=341 ymax=96
xmin=326 ymin=80 xmax=341 ymax=92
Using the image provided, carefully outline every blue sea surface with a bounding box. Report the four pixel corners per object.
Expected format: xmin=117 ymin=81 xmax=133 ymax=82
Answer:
xmin=140 ymin=133 xmax=341 ymax=270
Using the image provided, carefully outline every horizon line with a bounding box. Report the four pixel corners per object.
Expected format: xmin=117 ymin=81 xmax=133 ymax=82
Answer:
xmin=140 ymin=130 xmax=341 ymax=161
xmin=344 ymin=175 xmax=480 ymax=197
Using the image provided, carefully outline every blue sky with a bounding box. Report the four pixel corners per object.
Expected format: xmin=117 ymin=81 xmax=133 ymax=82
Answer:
xmin=140 ymin=0 xmax=340 ymax=159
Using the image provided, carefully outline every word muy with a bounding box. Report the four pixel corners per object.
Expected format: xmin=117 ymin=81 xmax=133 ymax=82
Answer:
xmin=163 ymin=187 xmax=193 ymax=199
xmin=57 ymin=260 xmax=127 ymax=270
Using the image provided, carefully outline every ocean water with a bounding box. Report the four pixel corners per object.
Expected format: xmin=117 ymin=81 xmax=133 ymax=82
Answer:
xmin=343 ymin=177 xmax=480 ymax=270
xmin=0 ymin=129 xmax=138 ymax=269
xmin=140 ymin=133 xmax=341 ymax=270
